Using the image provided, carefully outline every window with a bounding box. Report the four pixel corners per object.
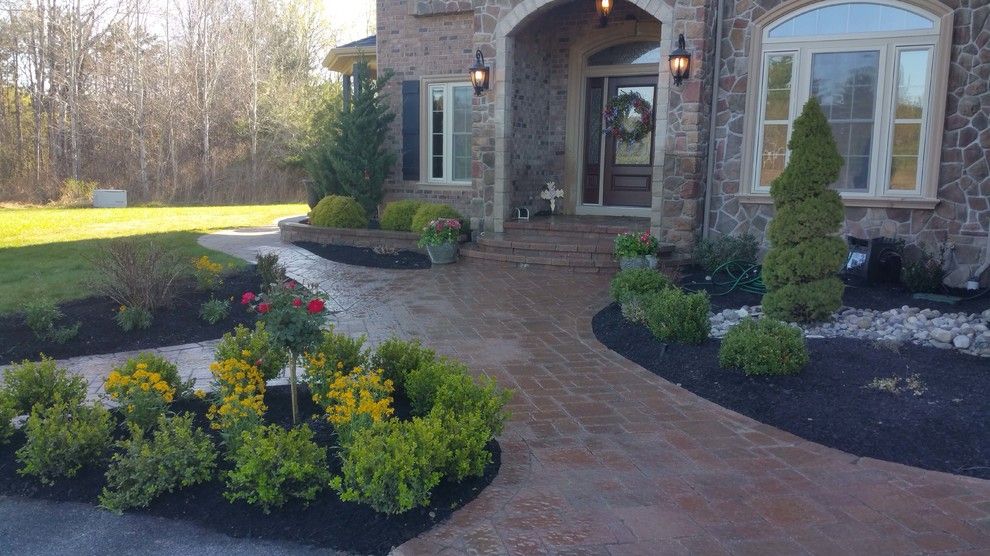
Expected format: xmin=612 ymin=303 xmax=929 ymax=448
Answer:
xmin=427 ymin=82 xmax=472 ymax=183
xmin=749 ymin=1 xmax=944 ymax=198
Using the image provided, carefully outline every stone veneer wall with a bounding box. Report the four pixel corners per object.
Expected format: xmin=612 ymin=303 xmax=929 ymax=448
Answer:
xmin=376 ymin=0 xmax=479 ymax=218
xmin=707 ymin=0 xmax=990 ymax=284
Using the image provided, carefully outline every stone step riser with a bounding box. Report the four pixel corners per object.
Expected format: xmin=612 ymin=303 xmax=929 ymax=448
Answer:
xmin=460 ymin=247 xmax=618 ymax=272
xmin=478 ymin=238 xmax=614 ymax=255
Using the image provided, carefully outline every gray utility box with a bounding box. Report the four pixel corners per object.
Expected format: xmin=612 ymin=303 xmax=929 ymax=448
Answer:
xmin=92 ymin=189 xmax=128 ymax=208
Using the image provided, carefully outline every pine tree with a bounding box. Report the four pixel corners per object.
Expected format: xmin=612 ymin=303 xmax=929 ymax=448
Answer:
xmin=761 ymin=98 xmax=846 ymax=322
xmin=330 ymin=64 xmax=396 ymax=215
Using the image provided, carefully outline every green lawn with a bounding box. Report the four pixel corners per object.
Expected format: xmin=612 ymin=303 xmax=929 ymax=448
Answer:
xmin=0 ymin=204 xmax=307 ymax=313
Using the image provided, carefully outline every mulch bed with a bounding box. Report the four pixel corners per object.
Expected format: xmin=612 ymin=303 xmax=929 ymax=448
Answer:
xmin=593 ymin=302 xmax=990 ymax=479
xmin=0 ymin=269 xmax=262 ymax=366
xmin=681 ymin=266 xmax=990 ymax=314
xmin=0 ymin=384 xmax=500 ymax=555
xmin=293 ymin=241 xmax=431 ymax=270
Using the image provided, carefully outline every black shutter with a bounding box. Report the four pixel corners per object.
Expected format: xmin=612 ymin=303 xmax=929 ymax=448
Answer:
xmin=401 ymin=81 xmax=420 ymax=181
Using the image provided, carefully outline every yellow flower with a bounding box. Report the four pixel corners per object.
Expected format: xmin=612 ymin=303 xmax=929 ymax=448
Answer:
xmin=194 ymin=389 xmax=207 ymax=399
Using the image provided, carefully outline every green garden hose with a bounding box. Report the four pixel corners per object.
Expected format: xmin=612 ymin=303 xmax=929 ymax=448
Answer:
xmin=684 ymin=260 xmax=766 ymax=296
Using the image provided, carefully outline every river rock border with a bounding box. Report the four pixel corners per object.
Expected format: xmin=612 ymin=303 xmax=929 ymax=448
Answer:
xmin=711 ymin=306 xmax=990 ymax=358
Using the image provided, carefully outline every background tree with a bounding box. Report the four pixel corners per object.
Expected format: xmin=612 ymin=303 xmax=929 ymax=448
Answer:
xmin=761 ymin=98 xmax=846 ymax=322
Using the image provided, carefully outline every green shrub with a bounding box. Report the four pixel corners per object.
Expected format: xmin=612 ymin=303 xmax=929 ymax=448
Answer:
xmin=99 ymin=413 xmax=217 ymax=512
xmin=429 ymin=373 xmax=510 ymax=481
xmin=88 ymin=239 xmax=187 ymax=311
xmin=620 ymin=297 xmax=648 ymax=324
xmin=405 ymin=358 xmax=467 ymax=416
xmin=224 ymin=424 xmax=331 ymax=513
xmin=309 ymin=195 xmax=368 ymax=229
xmin=761 ymin=98 xmax=845 ymax=322
xmin=1 ymin=357 xmax=87 ymax=414
xmin=199 ymin=298 xmax=230 ymax=324
xmin=16 ymin=398 xmax=113 ymax=485
xmin=642 ymin=289 xmax=711 ymax=344
xmin=115 ymin=306 xmax=153 ymax=332
xmin=303 ymin=326 xmax=369 ymax=394
xmin=215 ymin=322 xmax=289 ymax=381
xmin=902 ymin=243 xmax=947 ymax=293
xmin=256 ymin=252 xmax=287 ymax=292
xmin=380 ymin=200 xmax=424 ymax=231
xmin=331 ymin=417 xmax=446 ymax=514
xmin=410 ymin=204 xmax=462 ymax=234
xmin=0 ymin=395 xmax=14 ymax=445
xmin=23 ymin=300 xmax=80 ymax=344
xmin=609 ymin=268 xmax=673 ymax=304
xmin=719 ymin=318 xmax=808 ymax=375
xmin=369 ymin=337 xmax=436 ymax=389
xmin=694 ymin=233 xmax=759 ymax=273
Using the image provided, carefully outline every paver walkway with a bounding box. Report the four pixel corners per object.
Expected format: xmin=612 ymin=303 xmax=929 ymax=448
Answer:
xmin=199 ymin=227 xmax=990 ymax=555
xmin=7 ymin=225 xmax=989 ymax=555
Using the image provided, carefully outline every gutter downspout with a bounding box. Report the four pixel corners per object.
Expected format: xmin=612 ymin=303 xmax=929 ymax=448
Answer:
xmin=701 ymin=0 xmax=726 ymax=240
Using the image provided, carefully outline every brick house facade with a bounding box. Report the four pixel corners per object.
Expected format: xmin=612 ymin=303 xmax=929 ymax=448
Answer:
xmin=331 ymin=0 xmax=989 ymax=284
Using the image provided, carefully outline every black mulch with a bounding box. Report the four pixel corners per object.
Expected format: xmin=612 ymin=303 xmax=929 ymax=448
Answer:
xmin=0 ymin=269 xmax=263 ymax=366
xmin=293 ymin=241 xmax=431 ymax=270
xmin=0 ymin=384 xmax=500 ymax=555
xmin=593 ymin=302 xmax=990 ymax=479
xmin=680 ymin=266 xmax=990 ymax=314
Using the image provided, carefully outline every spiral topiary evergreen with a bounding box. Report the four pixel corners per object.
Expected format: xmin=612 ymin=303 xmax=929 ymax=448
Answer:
xmin=761 ymin=98 xmax=846 ymax=322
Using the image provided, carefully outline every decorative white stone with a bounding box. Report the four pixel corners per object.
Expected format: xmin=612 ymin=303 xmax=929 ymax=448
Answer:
xmin=953 ymin=335 xmax=972 ymax=349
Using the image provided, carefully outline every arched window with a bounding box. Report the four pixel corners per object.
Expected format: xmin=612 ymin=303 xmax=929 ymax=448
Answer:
xmin=747 ymin=1 xmax=949 ymax=200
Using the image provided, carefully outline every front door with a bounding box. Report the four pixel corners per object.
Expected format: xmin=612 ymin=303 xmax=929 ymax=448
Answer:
xmin=582 ymin=76 xmax=656 ymax=208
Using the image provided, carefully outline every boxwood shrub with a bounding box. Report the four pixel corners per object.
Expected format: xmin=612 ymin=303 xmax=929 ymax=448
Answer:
xmin=16 ymin=398 xmax=113 ymax=485
xmin=718 ymin=318 xmax=808 ymax=376
xmin=379 ymin=200 xmax=424 ymax=231
xmin=609 ymin=268 xmax=673 ymax=304
xmin=410 ymin=203 xmax=462 ymax=234
xmin=369 ymin=337 xmax=436 ymax=389
xmin=1 ymin=356 xmax=87 ymax=414
xmin=642 ymin=288 xmax=711 ymax=344
xmin=309 ymin=195 xmax=368 ymax=229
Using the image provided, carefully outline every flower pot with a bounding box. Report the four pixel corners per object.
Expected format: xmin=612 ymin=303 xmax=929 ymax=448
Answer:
xmin=426 ymin=242 xmax=458 ymax=264
xmin=645 ymin=255 xmax=659 ymax=269
xmin=618 ymin=256 xmax=648 ymax=270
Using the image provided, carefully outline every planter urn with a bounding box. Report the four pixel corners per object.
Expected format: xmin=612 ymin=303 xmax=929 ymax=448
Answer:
xmin=426 ymin=242 xmax=458 ymax=264
xmin=618 ymin=256 xmax=648 ymax=270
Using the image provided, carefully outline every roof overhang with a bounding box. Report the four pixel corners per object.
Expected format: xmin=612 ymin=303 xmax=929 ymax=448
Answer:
xmin=323 ymin=46 xmax=377 ymax=75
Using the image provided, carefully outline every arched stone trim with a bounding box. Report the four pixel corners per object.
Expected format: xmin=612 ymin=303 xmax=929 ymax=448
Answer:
xmin=487 ymin=0 xmax=676 ymax=232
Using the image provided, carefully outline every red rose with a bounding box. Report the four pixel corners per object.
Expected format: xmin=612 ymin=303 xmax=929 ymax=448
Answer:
xmin=241 ymin=292 xmax=255 ymax=305
xmin=292 ymin=297 xmax=303 ymax=307
xmin=257 ymin=302 xmax=271 ymax=314
xmin=306 ymin=299 xmax=325 ymax=314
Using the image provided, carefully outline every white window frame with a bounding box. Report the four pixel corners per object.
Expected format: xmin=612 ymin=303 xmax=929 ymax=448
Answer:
xmin=425 ymin=81 xmax=472 ymax=185
xmin=742 ymin=0 xmax=952 ymax=206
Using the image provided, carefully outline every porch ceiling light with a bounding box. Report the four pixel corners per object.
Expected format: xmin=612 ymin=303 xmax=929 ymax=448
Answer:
xmin=669 ymin=34 xmax=691 ymax=86
xmin=596 ymin=0 xmax=613 ymax=26
xmin=470 ymin=50 xmax=490 ymax=96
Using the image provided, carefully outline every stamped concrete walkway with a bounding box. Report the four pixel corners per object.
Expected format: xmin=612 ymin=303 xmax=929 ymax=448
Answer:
xmin=8 ymin=225 xmax=989 ymax=555
xmin=199 ymin=227 xmax=990 ymax=555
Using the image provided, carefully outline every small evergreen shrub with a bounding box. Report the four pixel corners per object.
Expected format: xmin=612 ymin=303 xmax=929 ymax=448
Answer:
xmin=719 ymin=318 xmax=808 ymax=376
xmin=99 ymin=413 xmax=217 ymax=512
xmin=761 ymin=98 xmax=846 ymax=322
xmin=694 ymin=233 xmax=759 ymax=273
xmin=309 ymin=195 xmax=369 ymax=229
xmin=302 ymin=327 xmax=369 ymax=394
xmin=199 ymin=298 xmax=230 ymax=324
xmin=23 ymin=300 xmax=80 ymax=344
xmin=16 ymin=398 xmax=113 ymax=485
xmin=115 ymin=306 xmax=153 ymax=332
xmin=331 ymin=417 xmax=446 ymax=515
xmin=620 ymin=297 xmax=648 ymax=324
xmin=642 ymin=289 xmax=711 ymax=344
xmin=380 ymin=200 xmax=424 ymax=231
xmin=410 ymin=204 xmax=462 ymax=234
xmin=404 ymin=358 xmax=467 ymax=416
xmin=902 ymin=243 xmax=947 ymax=293
xmin=255 ymin=252 xmax=287 ymax=292
xmin=369 ymin=337 xmax=436 ymax=389
xmin=1 ymin=357 xmax=87 ymax=414
xmin=0 ymin=395 xmax=14 ymax=445
xmin=215 ymin=322 xmax=289 ymax=381
xmin=609 ymin=268 xmax=673 ymax=304
xmin=224 ymin=424 xmax=331 ymax=513
xmin=429 ymin=373 xmax=510 ymax=481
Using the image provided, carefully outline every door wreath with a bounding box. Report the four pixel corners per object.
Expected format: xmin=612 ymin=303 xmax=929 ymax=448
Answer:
xmin=602 ymin=91 xmax=653 ymax=144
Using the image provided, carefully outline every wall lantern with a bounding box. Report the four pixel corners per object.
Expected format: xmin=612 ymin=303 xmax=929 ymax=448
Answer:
xmin=669 ymin=33 xmax=691 ymax=86
xmin=469 ymin=50 xmax=490 ymax=96
xmin=596 ymin=0 xmax=613 ymax=26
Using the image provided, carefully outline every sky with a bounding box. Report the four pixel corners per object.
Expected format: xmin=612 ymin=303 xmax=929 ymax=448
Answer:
xmin=323 ymin=0 xmax=376 ymax=44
